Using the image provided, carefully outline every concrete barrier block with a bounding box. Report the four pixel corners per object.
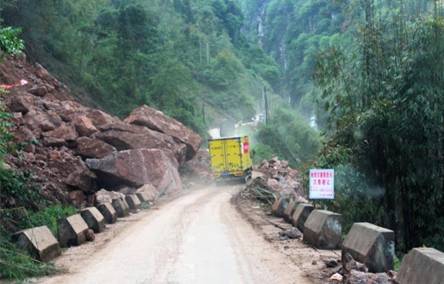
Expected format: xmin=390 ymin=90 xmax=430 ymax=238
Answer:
xmin=342 ymin=222 xmax=395 ymax=272
xmin=303 ymin=210 xmax=342 ymax=249
xmin=112 ymin=198 xmax=129 ymax=217
xmin=271 ymin=195 xmax=289 ymax=217
xmin=283 ymin=199 xmax=297 ymax=222
xmin=291 ymin=203 xmax=314 ymax=231
xmin=125 ymin=194 xmax=141 ymax=212
xmin=97 ymin=202 xmax=117 ymax=224
xmin=80 ymin=207 xmax=106 ymax=233
xmin=136 ymin=192 xmax=150 ymax=203
xmin=13 ymin=226 xmax=61 ymax=262
xmin=397 ymin=247 xmax=444 ymax=284
xmin=58 ymin=214 xmax=90 ymax=247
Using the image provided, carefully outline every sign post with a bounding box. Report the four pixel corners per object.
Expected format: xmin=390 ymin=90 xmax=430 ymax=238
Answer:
xmin=309 ymin=169 xmax=335 ymax=200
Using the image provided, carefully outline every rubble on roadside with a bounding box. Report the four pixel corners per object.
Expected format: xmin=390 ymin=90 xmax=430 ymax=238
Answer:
xmin=239 ymin=157 xmax=308 ymax=206
xmin=0 ymin=56 xmax=202 ymax=210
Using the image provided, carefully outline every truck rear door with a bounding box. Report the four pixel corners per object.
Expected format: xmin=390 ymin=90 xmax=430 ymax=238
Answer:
xmin=209 ymin=137 xmax=243 ymax=177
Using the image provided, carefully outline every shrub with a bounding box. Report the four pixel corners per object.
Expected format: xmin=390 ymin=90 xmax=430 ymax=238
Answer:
xmin=0 ymin=27 xmax=24 ymax=57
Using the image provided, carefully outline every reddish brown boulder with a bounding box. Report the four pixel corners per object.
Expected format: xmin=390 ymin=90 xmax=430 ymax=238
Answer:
xmin=124 ymin=105 xmax=201 ymax=159
xmin=13 ymin=126 xmax=36 ymax=144
xmin=65 ymin=167 xmax=97 ymax=193
xmin=86 ymin=109 xmax=117 ymax=128
xmin=94 ymin=124 xmax=187 ymax=164
xmin=5 ymin=92 xmax=36 ymax=114
xmin=28 ymin=85 xmax=49 ymax=97
xmin=43 ymin=100 xmax=87 ymax=122
xmin=42 ymin=124 xmax=78 ymax=146
xmin=75 ymin=137 xmax=116 ymax=159
xmin=24 ymin=110 xmax=62 ymax=132
xmin=68 ymin=190 xmax=86 ymax=207
xmin=73 ymin=115 xmax=98 ymax=137
xmin=86 ymin=148 xmax=182 ymax=194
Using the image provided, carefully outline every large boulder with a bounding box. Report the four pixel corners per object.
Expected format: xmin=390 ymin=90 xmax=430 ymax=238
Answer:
xmin=64 ymin=165 xmax=97 ymax=193
xmin=42 ymin=124 xmax=78 ymax=147
xmin=291 ymin=203 xmax=314 ymax=231
xmin=75 ymin=137 xmax=116 ymax=159
xmin=86 ymin=109 xmax=118 ymax=128
xmin=93 ymin=123 xmax=187 ymax=164
xmin=94 ymin=189 xmax=125 ymax=205
xmin=72 ymin=115 xmax=98 ymax=137
xmin=58 ymin=214 xmax=90 ymax=247
xmin=124 ymin=105 xmax=202 ymax=159
xmin=13 ymin=226 xmax=61 ymax=262
xmin=5 ymin=92 xmax=36 ymax=114
xmin=80 ymin=207 xmax=106 ymax=233
xmin=23 ymin=109 xmax=62 ymax=132
xmin=396 ymin=247 xmax=444 ymax=284
xmin=86 ymin=148 xmax=182 ymax=194
xmin=342 ymin=223 xmax=395 ymax=273
xmin=303 ymin=210 xmax=342 ymax=249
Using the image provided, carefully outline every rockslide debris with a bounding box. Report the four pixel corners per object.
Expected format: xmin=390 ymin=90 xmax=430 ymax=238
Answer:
xmin=0 ymin=56 xmax=202 ymax=208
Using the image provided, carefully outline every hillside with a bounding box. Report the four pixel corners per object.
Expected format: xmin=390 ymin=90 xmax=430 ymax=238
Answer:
xmin=1 ymin=0 xmax=281 ymax=134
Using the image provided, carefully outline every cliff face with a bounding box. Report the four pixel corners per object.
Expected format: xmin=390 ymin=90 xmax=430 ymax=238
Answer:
xmin=0 ymin=56 xmax=202 ymax=208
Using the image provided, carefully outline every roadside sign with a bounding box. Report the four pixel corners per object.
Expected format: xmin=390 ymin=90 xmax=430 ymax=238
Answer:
xmin=309 ymin=169 xmax=334 ymax=199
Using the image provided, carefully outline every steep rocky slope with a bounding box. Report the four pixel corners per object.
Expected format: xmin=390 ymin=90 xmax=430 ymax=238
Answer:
xmin=0 ymin=55 xmax=202 ymax=208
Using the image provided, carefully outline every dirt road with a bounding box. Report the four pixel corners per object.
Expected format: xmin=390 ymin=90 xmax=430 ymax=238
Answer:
xmin=42 ymin=186 xmax=311 ymax=284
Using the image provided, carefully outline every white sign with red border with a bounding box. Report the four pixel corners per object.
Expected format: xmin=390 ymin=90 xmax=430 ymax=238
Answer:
xmin=309 ymin=169 xmax=334 ymax=199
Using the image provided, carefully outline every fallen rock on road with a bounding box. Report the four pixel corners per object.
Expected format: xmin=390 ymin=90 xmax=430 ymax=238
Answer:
xmin=86 ymin=148 xmax=182 ymax=194
xmin=0 ymin=56 xmax=202 ymax=209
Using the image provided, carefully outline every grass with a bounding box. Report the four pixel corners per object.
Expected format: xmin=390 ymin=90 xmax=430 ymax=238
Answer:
xmin=18 ymin=205 xmax=77 ymax=235
xmin=1 ymin=205 xmax=76 ymax=281
xmin=0 ymin=228 xmax=57 ymax=280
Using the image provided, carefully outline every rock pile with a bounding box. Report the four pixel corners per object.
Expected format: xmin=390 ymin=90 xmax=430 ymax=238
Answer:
xmin=241 ymin=157 xmax=307 ymax=206
xmin=0 ymin=56 xmax=202 ymax=207
xmin=256 ymin=157 xmax=304 ymax=197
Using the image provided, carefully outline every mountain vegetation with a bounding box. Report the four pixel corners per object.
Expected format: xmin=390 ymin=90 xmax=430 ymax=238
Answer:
xmin=1 ymin=0 xmax=281 ymax=135
xmin=240 ymin=0 xmax=444 ymax=253
xmin=1 ymin=0 xmax=443 ymax=260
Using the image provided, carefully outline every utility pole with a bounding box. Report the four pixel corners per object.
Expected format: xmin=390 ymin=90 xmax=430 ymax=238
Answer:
xmin=263 ymin=86 xmax=269 ymax=125
xmin=202 ymin=102 xmax=206 ymax=125
xmin=206 ymin=41 xmax=210 ymax=65
xmin=199 ymin=37 xmax=203 ymax=65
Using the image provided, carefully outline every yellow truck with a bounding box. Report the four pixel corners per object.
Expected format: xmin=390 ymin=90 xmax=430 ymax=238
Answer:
xmin=208 ymin=136 xmax=252 ymax=181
